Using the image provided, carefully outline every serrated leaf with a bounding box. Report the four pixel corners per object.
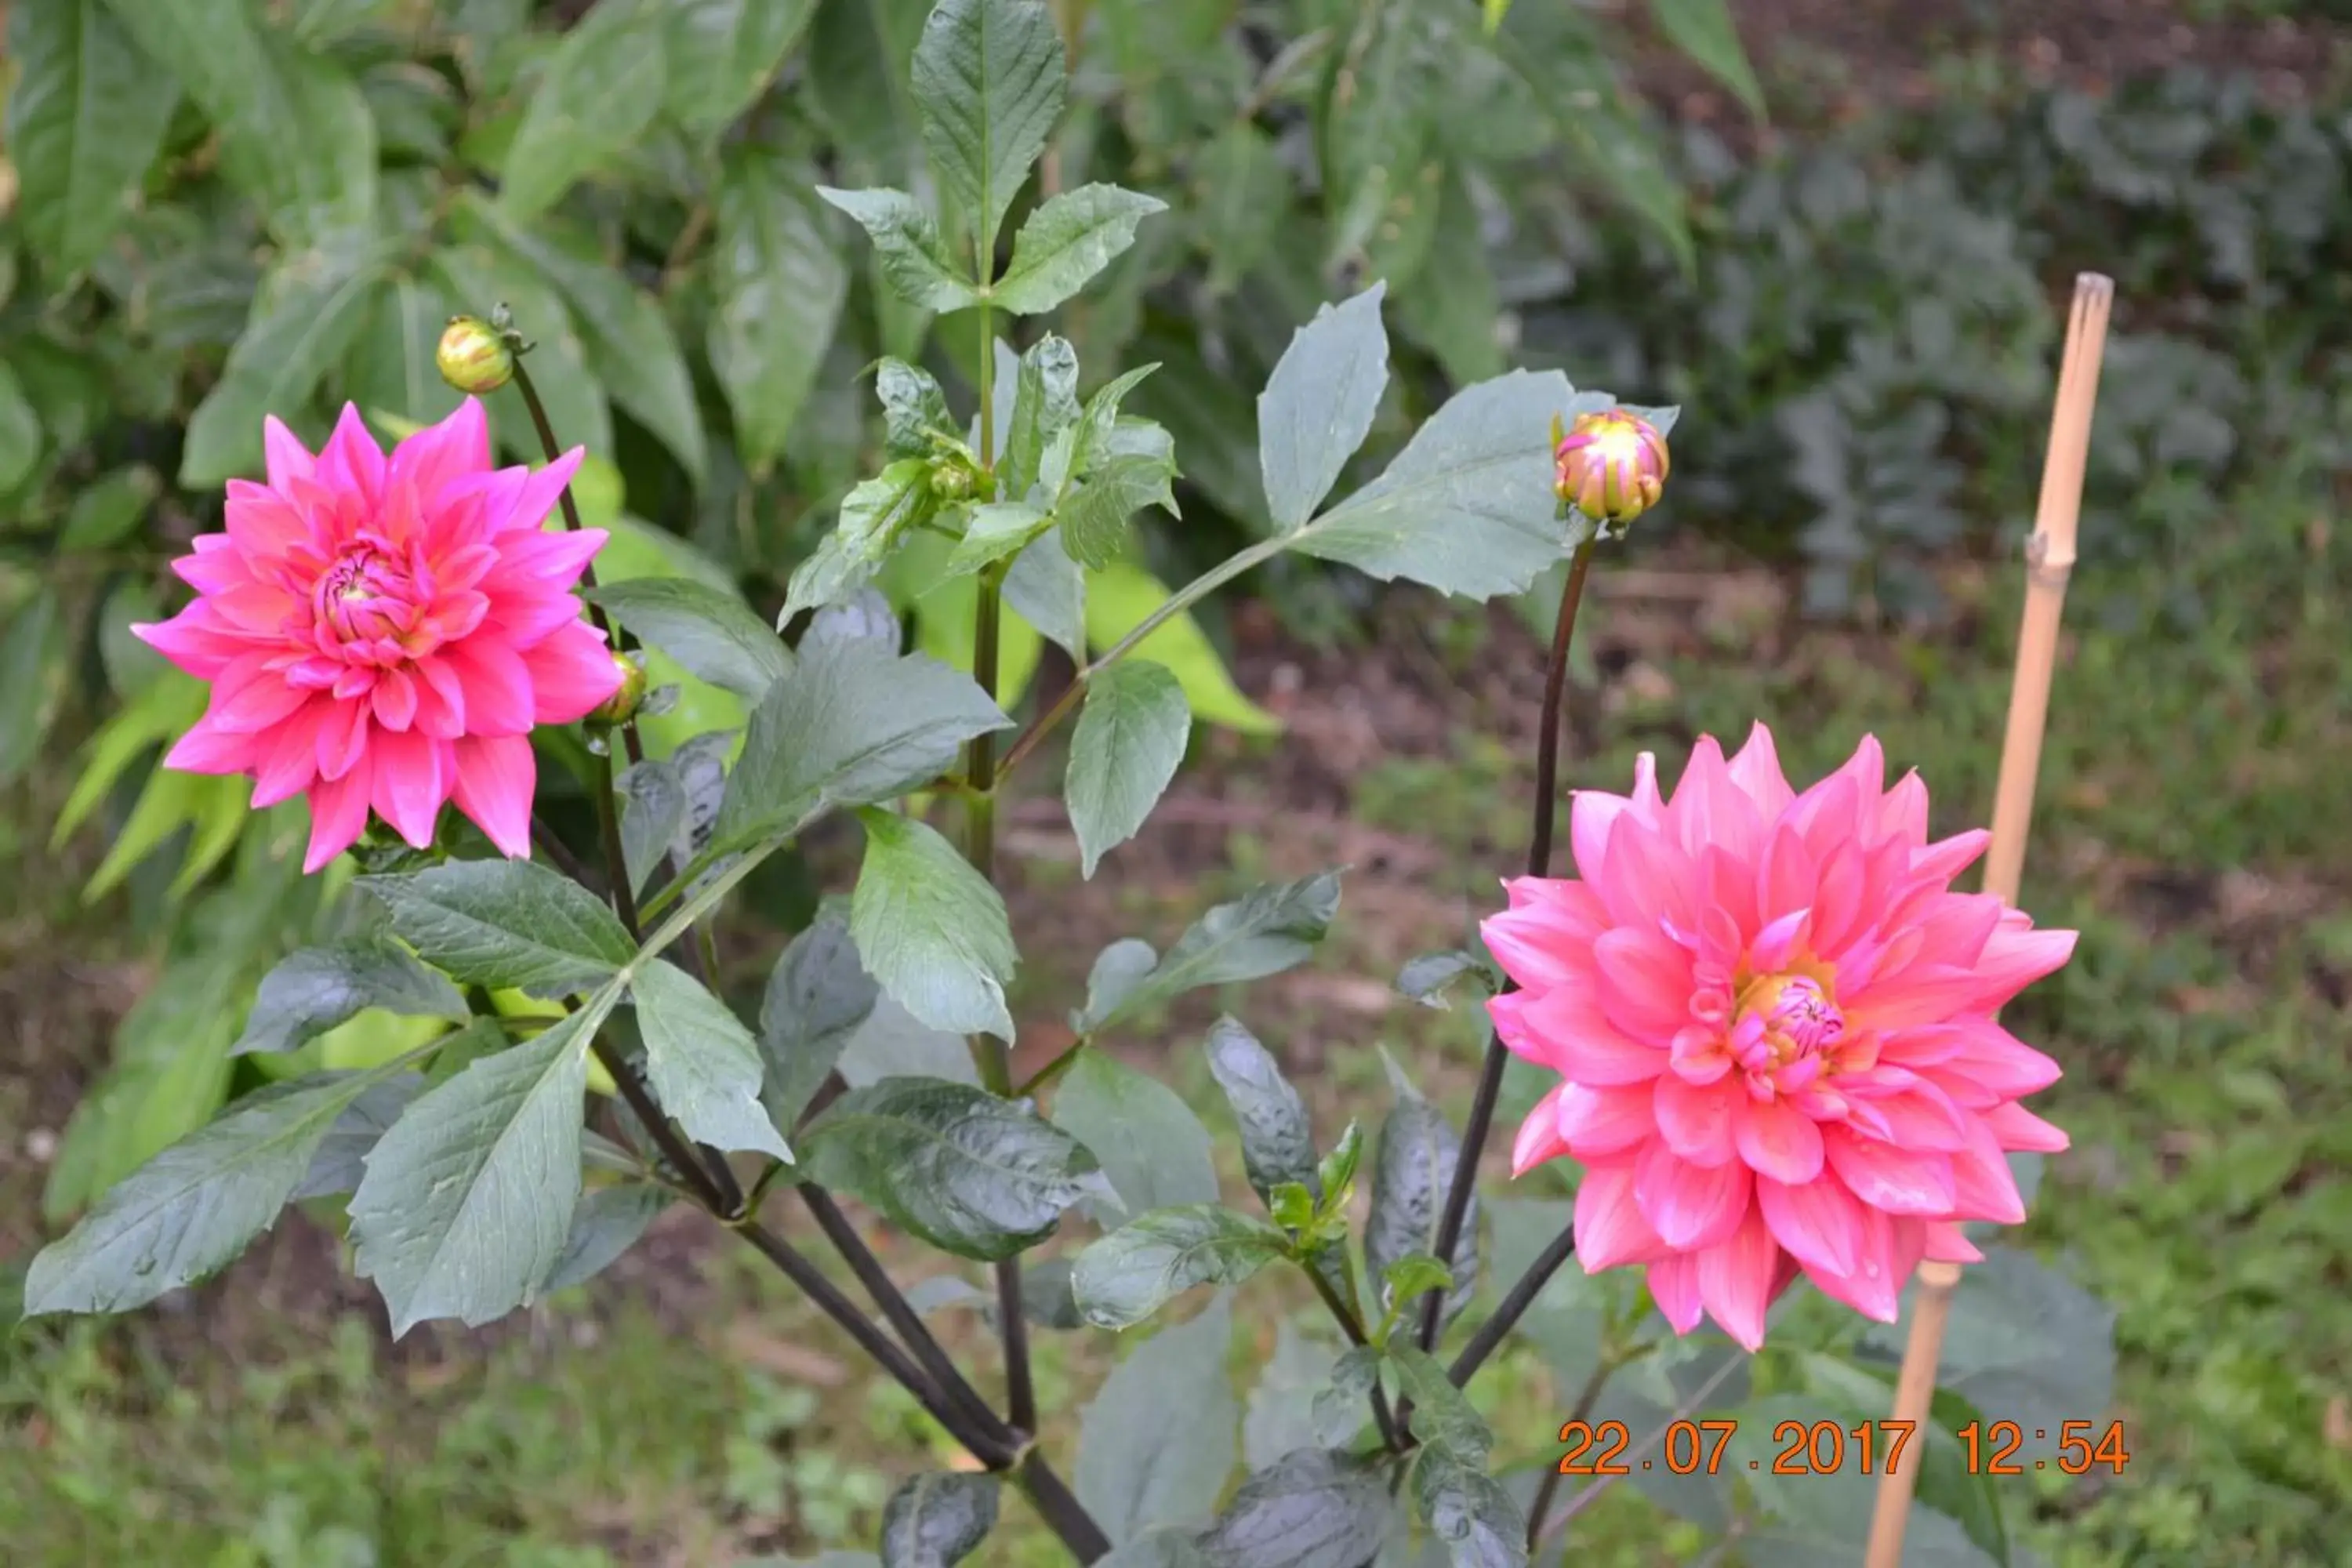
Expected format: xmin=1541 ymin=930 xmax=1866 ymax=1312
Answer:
xmin=1196 ymin=1448 xmax=1397 ymax=1568
xmin=1203 ymin=1017 xmax=1319 ymax=1207
xmin=1077 ymin=1294 xmax=1240 ymax=1542
xmin=544 ymin=1181 xmax=672 ymax=1293
xmin=1085 ymin=875 xmax=1343 ymax=1033
xmin=1004 ymin=334 xmax=1080 ymax=496
xmin=1058 ymin=449 xmax=1178 ymax=572
xmin=360 ymin=859 xmax=633 ymax=997
xmin=348 ymin=998 xmax=608 ymax=1334
xmin=1051 ymin=1049 xmax=1218 ymax=1224
xmin=880 ymin=1471 xmax=999 ymax=1566
xmin=714 ymin=637 xmax=1010 ymax=851
xmin=909 ymin=0 xmax=1067 ymax=255
xmin=1072 ymin=1204 xmax=1285 ymax=1330
xmin=818 ymin=187 xmax=980 ymax=312
xmin=24 ymin=1063 xmax=418 ymax=1316
xmin=588 ymin=579 xmax=793 ymax=700
xmin=1366 ymin=1074 xmax=1478 ymax=1330
xmin=712 ymin=146 xmax=850 ymax=473
xmin=663 ymin=0 xmax=818 ymax=140
xmin=877 ymin=359 xmax=955 ymax=460
xmin=5 ymin=0 xmax=181 ymax=278
xmin=945 ymin=500 xmax=1052 ymax=576
xmin=850 ymin=808 xmax=1017 ymax=1040
xmin=758 ymin=913 xmax=880 ymax=1130
xmin=1410 ymin=1446 xmax=1526 ymax=1568
xmin=781 ymin=457 xmax=935 ymax=625
xmin=181 ymin=245 xmax=388 ymax=486
xmin=1003 ymin=526 xmax=1086 ymax=658
xmin=234 ymin=940 xmax=469 ymax=1058
xmin=499 ymin=0 xmax=668 ymax=221
xmin=797 ymin=1077 xmax=1101 ymax=1260
xmin=631 ymin=959 xmax=789 ymax=1160
xmin=993 ymin=183 xmax=1169 ymax=314
xmin=291 ymin=1073 xmax=427 ymax=1202
xmin=1257 ymin=284 xmax=1390 ymax=533
xmin=1066 ymin=660 xmax=1189 ymax=877
xmin=1646 ymin=0 xmax=1763 ymax=118
xmin=1388 ymin=1345 xmax=1490 ymax=1464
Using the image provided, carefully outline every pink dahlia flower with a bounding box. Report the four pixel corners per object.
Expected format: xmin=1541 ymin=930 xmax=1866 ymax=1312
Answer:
xmin=1484 ymin=725 xmax=2074 ymax=1351
xmin=134 ymin=401 xmax=622 ymax=873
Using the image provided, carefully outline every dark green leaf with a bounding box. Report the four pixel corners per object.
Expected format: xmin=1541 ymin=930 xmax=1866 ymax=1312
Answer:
xmin=1365 ymin=1069 xmax=1478 ymax=1330
xmin=348 ymin=274 xmax=465 ymax=433
xmin=499 ymin=0 xmax=668 ymax=221
xmin=291 ymin=1074 xmax=426 ymax=1202
xmin=714 ymin=638 xmax=1010 ymax=851
xmin=817 ymin=187 xmax=980 ymax=313
xmin=945 ymin=500 xmax=1052 ymax=577
xmin=1077 ymin=1294 xmax=1240 ymax=1542
xmin=233 ymin=939 xmax=469 ymax=1058
xmin=59 ymin=466 xmax=161 ymax=551
xmin=0 ymin=586 xmax=67 ymax=788
xmin=1409 ymin=1446 xmax=1526 ymax=1568
xmin=1003 ymin=525 xmax=1087 ymax=658
xmin=1246 ymin=1320 xmax=1343 ymax=1470
xmin=1067 ymin=660 xmax=1190 ymax=877
xmin=878 ymin=359 xmax=955 ymax=460
xmin=349 ymin=1000 xmax=608 ymax=1334
xmin=1052 ymin=1048 xmax=1218 ymax=1224
xmin=632 ymin=959 xmax=790 ymax=1160
xmin=1257 ymin=283 xmax=1390 ymax=534
xmin=804 ymin=0 xmax=931 ymax=184
xmin=1290 ymin=368 xmax=1585 ymax=601
xmin=993 ymin=183 xmax=1170 ymax=315
xmin=544 ymin=1181 xmax=672 ymax=1293
xmin=588 ymin=579 xmax=793 ymax=701
xmin=1072 ymin=1204 xmax=1285 ymax=1329
xmin=712 ymin=147 xmax=850 ymax=473
xmin=1203 ymin=1017 xmax=1318 ymax=1207
xmin=1004 ymin=333 xmax=1080 ymax=495
xmin=664 ymin=0 xmax=818 ymax=140
xmin=181 ymin=245 xmax=387 ymax=486
xmin=1058 ymin=448 xmax=1179 ymax=572
xmin=835 ymin=996 xmax=980 ymax=1088
xmin=1388 ymin=1345 xmax=1490 ymax=1465
xmin=1193 ymin=124 xmax=1290 ymax=297
xmin=1395 ymin=171 xmax=1504 ymax=388
xmin=780 ymin=457 xmax=935 ymax=625
xmin=1087 ymin=875 xmax=1343 ymax=1033
xmin=1381 ymin=1254 xmax=1457 ymax=1316
xmin=1097 ymin=1533 xmax=1214 ymax=1568
xmin=1395 ymin=952 xmax=1494 ymax=1011
xmin=759 ymin=913 xmax=880 ymax=1130
xmin=909 ymin=0 xmax=1067 ymax=254
xmin=615 ymin=756 xmax=688 ymax=896
xmin=880 ymin=1471 xmax=999 ymax=1566
xmin=359 ymin=859 xmax=633 ymax=997
xmin=5 ymin=0 xmax=180 ymax=278
xmin=1646 ymin=0 xmax=1763 ymax=118
xmin=798 ymin=1077 xmax=1102 ymax=1261
xmin=24 ymin=1063 xmax=418 ymax=1316
xmin=850 ymin=808 xmax=1018 ymax=1040
xmin=805 ymin=589 xmax=906 ymax=656
xmin=1310 ymin=1346 xmax=1384 ymax=1447
xmin=1196 ymin=1448 xmax=1396 ymax=1568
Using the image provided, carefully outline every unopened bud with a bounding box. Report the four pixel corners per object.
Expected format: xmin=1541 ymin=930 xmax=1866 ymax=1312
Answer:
xmin=929 ymin=454 xmax=978 ymax=503
xmin=1554 ymin=408 xmax=1670 ymax=528
xmin=585 ymin=651 xmax=647 ymax=727
xmin=437 ymin=315 xmax=514 ymax=395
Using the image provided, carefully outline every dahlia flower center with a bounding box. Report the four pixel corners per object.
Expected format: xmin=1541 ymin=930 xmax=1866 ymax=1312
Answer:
xmin=313 ymin=541 xmax=426 ymax=655
xmin=1729 ymin=973 xmax=1846 ymax=1094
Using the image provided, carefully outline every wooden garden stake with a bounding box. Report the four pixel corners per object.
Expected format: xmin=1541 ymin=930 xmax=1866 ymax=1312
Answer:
xmin=1862 ymin=272 xmax=2114 ymax=1568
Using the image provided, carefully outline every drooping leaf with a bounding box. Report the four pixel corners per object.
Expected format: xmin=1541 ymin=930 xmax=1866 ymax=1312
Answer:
xmin=993 ymin=183 xmax=1170 ymax=315
xmin=5 ymin=0 xmax=182 ymax=278
xmin=711 ymin=146 xmax=850 ymax=473
xmin=181 ymin=245 xmax=388 ymax=486
xmin=631 ymin=959 xmax=790 ymax=1160
xmin=879 ymin=1471 xmax=999 ymax=1566
xmin=714 ymin=638 xmax=1009 ymax=851
xmin=1309 ymin=1347 xmax=1384 ymax=1448
xmin=348 ymin=999 xmax=609 ymax=1334
xmin=588 ymin=579 xmax=793 ymax=701
xmin=359 ymin=859 xmax=634 ymax=997
xmin=758 ymin=913 xmax=881 ymax=1130
xmin=544 ymin=1181 xmax=673 ymax=1292
xmin=850 ymin=808 xmax=1018 ymax=1041
xmin=1410 ymin=1446 xmax=1527 ymax=1568
xmin=1051 ymin=1048 xmax=1218 ymax=1224
xmin=615 ymin=754 xmax=688 ymax=896
xmin=234 ymin=939 xmax=469 ymax=1057
xmin=1203 ymin=1017 xmax=1319 ymax=1206
xmin=1365 ymin=1069 xmax=1479 ymax=1330
xmin=1072 ymin=1204 xmax=1286 ymax=1329
xmin=24 ymin=1063 xmax=419 ymax=1316
xmin=1289 ymin=369 xmax=1584 ymax=601
xmin=663 ymin=0 xmax=818 ymax=140
xmin=1076 ymin=1294 xmax=1240 ymax=1543
xmin=817 ymin=187 xmax=980 ymax=313
xmin=1066 ymin=660 xmax=1190 ymax=877
xmin=1257 ymin=283 xmax=1390 ymax=534
xmin=498 ymin=0 xmax=670 ymax=221
xmin=1084 ymin=874 xmax=1343 ymax=1033
xmin=909 ymin=0 xmax=1068 ymax=256
xmin=1646 ymin=0 xmax=1764 ymax=119
xmin=798 ymin=1077 xmax=1102 ymax=1260
xmin=1196 ymin=1448 xmax=1397 ymax=1568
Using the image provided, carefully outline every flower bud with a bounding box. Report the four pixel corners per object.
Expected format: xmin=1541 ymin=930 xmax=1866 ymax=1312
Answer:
xmin=584 ymin=651 xmax=647 ymax=727
xmin=437 ymin=315 xmax=514 ymax=395
xmin=1554 ymin=408 xmax=1670 ymax=528
xmin=928 ymin=453 xmax=979 ymax=503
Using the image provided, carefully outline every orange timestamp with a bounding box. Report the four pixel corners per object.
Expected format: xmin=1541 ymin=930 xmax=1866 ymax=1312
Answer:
xmin=1557 ymin=1417 xmax=2131 ymax=1478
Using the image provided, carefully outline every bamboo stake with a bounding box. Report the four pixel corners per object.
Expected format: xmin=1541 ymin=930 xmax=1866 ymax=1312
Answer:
xmin=1862 ymin=272 xmax=2114 ymax=1568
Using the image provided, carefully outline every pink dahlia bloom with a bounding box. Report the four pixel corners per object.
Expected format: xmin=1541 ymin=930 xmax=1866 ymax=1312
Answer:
xmin=1484 ymin=725 xmax=2074 ymax=1352
xmin=134 ymin=401 xmax=622 ymax=873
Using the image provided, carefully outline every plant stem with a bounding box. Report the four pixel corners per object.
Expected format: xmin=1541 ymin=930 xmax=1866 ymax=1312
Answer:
xmin=1413 ymin=543 xmax=1595 ymax=1360
xmin=1523 ymin=1356 xmax=1616 ymax=1551
xmin=1016 ymin=1450 xmax=1115 ymax=1563
xmin=1537 ymin=1351 xmax=1744 ymax=1550
xmin=1301 ymin=1254 xmax=1403 ymax=1451
xmin=1011 ymin=1033 xmax=1088 ymax=1098
xmin=1447 ymin=1218 xmax=1577 ymax=1387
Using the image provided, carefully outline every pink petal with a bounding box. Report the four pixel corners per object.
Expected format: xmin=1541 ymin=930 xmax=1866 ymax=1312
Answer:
xmin=1667 ymin=735 xmax=1760 ymax=861
xmin=1878 ymin=770 xmax=1929 ymax=844
xmin=1757 ymin=1174 xmax=1865 ymax=1276
xmin=263 ymin=417 xmax=318 ymax=491
xmin=523 ymin=619 xmax=624 ymax=724
xmin=1736 ymin=1096 xmax=1827 ymax=1184
xmin=1592 ymin=926 xmax=1697 ymax=1042
xmin=1798 ymin=1203 xmax=1906 ymax=1322
xmin=1696 ymin=1203 xmax=1780 ymax=1352
xmin=1922 ymin=1221 xmax=1983 ymax=1264
xmin=450 ymin=733 xmax=536 ymax=859
xmin=302 ymin=767 xmax=371 ymax=873
xmin=1644 ymin=1254 xmax=1704 ymax=1334
xmin=1934 ymin=1016 xmax=2063 ymax=1099
xmin=1857 ymin=1083 xmax=1972 ymax=1153
xmin=1654 ymin=1074 xmax=1739 ymax=1167
xmin=1634 ymin=1141 xmax=1751 ymax=1250
xmin=1514 ymin=1087 xmax=1573 ymax=1175
xmin=1513 ymin=988 xmax=1667 ymax=1085
xmin=223 ymin=481 xmax=312 ymax=561
xmin=1966 ymin=918 xmax=2078 ymax=1012
xmin=481 ymin=525 xmax=608 ymax=587
xmin=1982 ymin=1100 xmax=2069 ymax=1153
xmin=1573 ymin=1162 xmax=1671 ymax=1269
xmin=391 ymin=397 xmax=492 ymax=500
xmin=1947 ymin=1121 xmax=2027 ymax=1225
xmin=1596 ymin=817 xmax=1699 ymax=934
xmin=132 ymin=612 xmax=245 ymax=680
xmin=443 ymin=638 xmax=536 ymax=736
xmin=1824 ymin=1129 xmax=1956 ymax=1217
xmin=164 ymin=716 xmax=260 ymax=775
xmin=1567 ymin=752 xmax=1660 ymax=884
xmin=1483 ymin=894 xmax=1602 ymax=993
xmin=249 ymin=706 xmax=325 ymax=808
xmin=1911 ymin=829 xmax=1991 ymax=884
xmin=489 ymin=448 xmax=586 ymax=534
xmin=315 ymin=404 xmax=387 ymax=506
xmin=1556 ymin=1082 xmax=1660 ymax=1157
xmin=371 ymin=666 xmax=419 ymax=731
xmin=209 ymin=664 xmax=313 ymax=734
xmin=368 ymin=728 xmax=449 ymax=849
xmin=315 ymin=698 xmax=372 ymax=782
xmin=1726 ymin=721 xmax=1795 ymax=817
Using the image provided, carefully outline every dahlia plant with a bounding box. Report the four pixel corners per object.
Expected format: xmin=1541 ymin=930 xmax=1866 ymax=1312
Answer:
xmin=21 ymin=2 xmax=2104 ymax=1563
